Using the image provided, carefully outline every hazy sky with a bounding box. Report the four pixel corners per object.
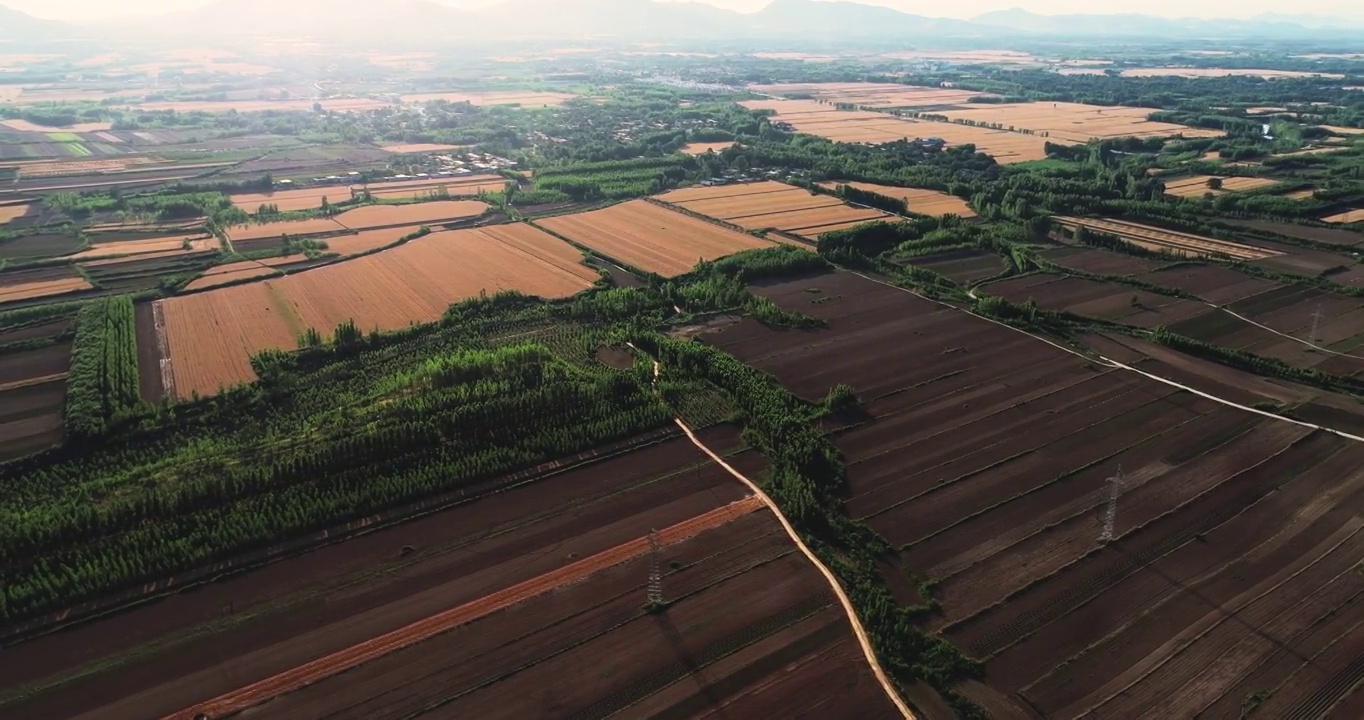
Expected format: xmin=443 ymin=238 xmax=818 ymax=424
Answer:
xmin=5 ymin=0 xmax=1361 ymax=21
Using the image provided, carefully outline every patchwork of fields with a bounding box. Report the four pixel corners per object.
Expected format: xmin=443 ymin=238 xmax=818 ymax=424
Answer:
xmin=741 ymin=98 xmax=1056 ymax=162
xmin=158 ymin=223 xmax=598 ymax=397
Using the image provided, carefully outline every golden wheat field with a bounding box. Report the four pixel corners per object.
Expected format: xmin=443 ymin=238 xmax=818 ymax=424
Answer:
xmin=817 ymin=182 xmax=976 ymax=218
xmin=655 ymin=181 xmax=892 ymax=237
xmin=535 ymin=200 xmax=772 ymax=276
xmin=746 ymin=82 xmax=994 ymax=108
xmin=160 ymin=223 xmax=598 ymax=397
xmin=937 ymin=102 xmax=1220 ymax=143
xmin=1322 ymin=209 xmax=1364 ymax=224
xmin=739 ymin=99 xmax=1055 ymax=163
xmin=679 ymin=142 xmax=735 ymax=155
xmin=1163 ymin=175 xmax=1279 ymax=199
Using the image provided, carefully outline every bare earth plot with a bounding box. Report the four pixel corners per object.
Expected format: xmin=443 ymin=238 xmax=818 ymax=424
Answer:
xmin=159 ymin=223 xmax=597 ymax=397
xmin=535 ymin=199 xmax=772 ymax=277
xmin=704 ymin=270 xmax=1364 ymax=718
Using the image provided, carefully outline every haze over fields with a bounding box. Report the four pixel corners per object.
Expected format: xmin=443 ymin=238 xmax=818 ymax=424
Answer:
xmin=2 ymin=0 xmax=1362 ymax=35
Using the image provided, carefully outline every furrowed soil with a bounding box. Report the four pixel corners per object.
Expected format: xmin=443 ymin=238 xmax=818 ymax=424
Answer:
xmin=704 ymin=269 xmax=1364 ymax=717
xmin=4 ymin=427 xmax=845 ymax=720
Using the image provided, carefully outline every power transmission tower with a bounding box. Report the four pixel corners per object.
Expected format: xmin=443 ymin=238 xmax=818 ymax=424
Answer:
xmin=1310 ymin=303 xmax=1325 ymax=347
xmin=1099 ymin=467 xmax=1125 ymax=543
xmin=646 ymin=530 xmax=663 ymax=607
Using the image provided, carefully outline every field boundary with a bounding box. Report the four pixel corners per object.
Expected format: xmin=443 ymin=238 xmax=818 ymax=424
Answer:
xmin=159 ymin=496 xmax=765 ymax=720
xmin=673 ymin=414 xmax=916 ymax=719
xmin=905 ymin=274 xmax=1364 ymax=444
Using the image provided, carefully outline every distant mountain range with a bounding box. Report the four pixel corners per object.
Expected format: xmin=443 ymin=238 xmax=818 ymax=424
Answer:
xmin=3 ymin=0 xmax=1364 ymax=41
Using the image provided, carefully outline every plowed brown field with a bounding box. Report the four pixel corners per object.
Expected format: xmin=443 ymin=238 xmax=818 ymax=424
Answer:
xmin=702 ymin=270 xmax=1364 ymax=718
xmin=535 ymin=199 xmax=771 ymax=276
xmin=160 ymin=223 xmax=596 ymax=397
xmin=162 ymin=497 xmax=765 ymax=720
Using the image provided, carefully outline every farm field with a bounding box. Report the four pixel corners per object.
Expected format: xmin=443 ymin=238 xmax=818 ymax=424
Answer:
xmin=158 ymin=223 xmax=598 ymax=397
xmin=1060 ymin=67 xmax=1346 ymax=79
xmin=0 ymin=233 xmax=82 ymax=261
xmin=1054 ymin=216 xmax=1281 ymax=260
xmin=229 ymin=175 xmax=506 ymax=212
xmin=68 ymin=235 xmax=218 ymax=261
xmin=330 ymin=200 xmax=489 ymax=230
xmin=379 ymin=143 xmax=464 ymax=153
xmin=398 ymin=91 xmax=575 ymax=106
xmin=0 ymin=203 xmax=30 ymax=225
xmin=316 ymin=226 xmax=418 ymax=257
xmin=654 ymin=181 xmax=892 ymax=237
xmin=746 ymin=82 xmax=994 ymax=108
xmin=1040 ymin=246 xmax=1164 ymax=276
xmin=937 ymin=101 xmax=1221 ymax=143
xmin=0 ymin=119 xmax=112 ymax=133
xmin=0 ymin=341 xmax=69 ymax=459
xmin=982 ymin=272 xmax=1210 ymax=327
xmin=535 ymin=199 xmax=772 ymax=276
xmin=679 ymin=141 xmax=735 ymax=154
xmin=182 ymin=256 xmax=303 ymax=291
xmin=224 ymin=217 xmax=348 ymax=243
xmin=705 ymin=270 xmax=1364 ymax=718
xmin=1164 ymin=174 xmax=1279 ymax=198
xmin=131 ymin=97 xmax=391 ymax=113
xmin=1 ymin=421 xmax=892 ymax=720
xmin=0 ymin=267 xmax=93 ymax=305
xmin=903 ymin=248 xmax=1003 ymax=284
xmin=817 ymin=181 xmax=976 ymax=217
xmin=1323 ymin=208 xmax=1364 ymax=224
xmin=738 ymin=98 xmax=1055 ymax=162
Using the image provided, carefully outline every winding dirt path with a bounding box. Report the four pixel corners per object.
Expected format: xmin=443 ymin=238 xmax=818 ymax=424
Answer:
xmin=160 ymin=496 xmax=762 ymax=720
xmin=631 ymin=347 xmax=915 ymax=719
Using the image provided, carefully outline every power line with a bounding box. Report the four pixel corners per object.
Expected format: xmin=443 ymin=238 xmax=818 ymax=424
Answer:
xmin=647 ymin=528 xmax=663 ymax=606
xmin=1100 ymin=466 xmax=1125 ymax=544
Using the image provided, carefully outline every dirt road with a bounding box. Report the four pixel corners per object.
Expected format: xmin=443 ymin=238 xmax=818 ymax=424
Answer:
xmin=161 ymin=496 xmax=762 ymax=720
